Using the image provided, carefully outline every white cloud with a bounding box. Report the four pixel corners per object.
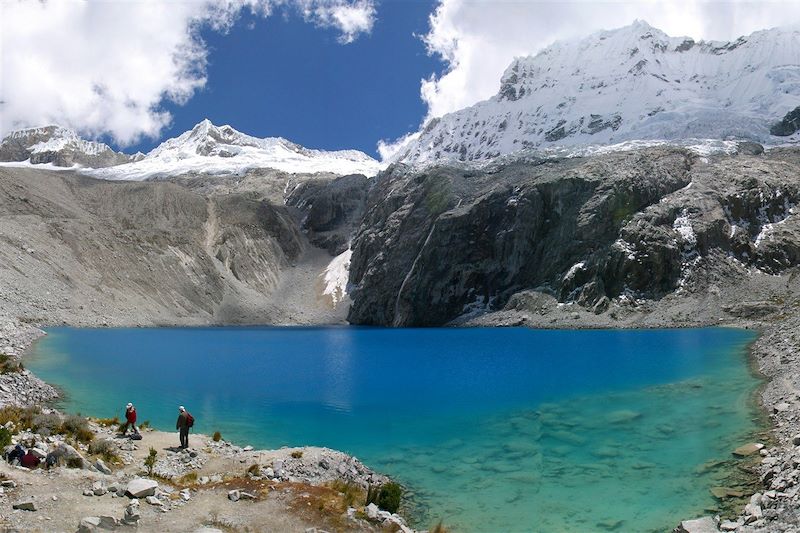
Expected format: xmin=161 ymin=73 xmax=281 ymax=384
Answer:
xmin=301 ymin=0 xmax=376 ymax=43
xmin=419 ymin=0 xmax=800 ymax=122
xmin=0 ymin=0 xmax=376 ymax=145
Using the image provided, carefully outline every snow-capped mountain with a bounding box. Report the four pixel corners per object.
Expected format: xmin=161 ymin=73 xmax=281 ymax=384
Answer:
xmin=86 ymin=119 xmax=383 ymax=180
xmin=0 ymin=126 xmax=130 ymax=168
xmin=395 ymin=21 xmax=800 ymax=167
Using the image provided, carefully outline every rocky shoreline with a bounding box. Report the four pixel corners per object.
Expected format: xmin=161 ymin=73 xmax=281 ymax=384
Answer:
xmin=0 ymin=315 xmax=419 ymax=533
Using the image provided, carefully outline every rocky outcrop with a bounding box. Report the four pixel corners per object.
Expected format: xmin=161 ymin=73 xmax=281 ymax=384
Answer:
xmin=770 ymin=106 xmax=800 ymax=136
xmin=348 ymin=146 xmax=800 ymax=326
xmin=286 ymin=174 xmax=370 ymax=255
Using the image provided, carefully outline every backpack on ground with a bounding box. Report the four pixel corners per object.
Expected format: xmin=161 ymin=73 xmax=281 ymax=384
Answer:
xmin=130 ymin=433 xmax=143 ymax=441
xmin=186 ymin=412 xmax=194 ymax=428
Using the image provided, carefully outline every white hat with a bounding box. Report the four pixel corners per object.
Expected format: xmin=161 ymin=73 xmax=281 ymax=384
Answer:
xmin=126 ymin=403 xmax=132 ymax=408
xmin=179 ymin=406 xmax=185 ymax=412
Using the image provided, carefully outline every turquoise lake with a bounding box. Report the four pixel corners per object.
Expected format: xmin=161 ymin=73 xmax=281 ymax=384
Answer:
xmin=27 ymin=326 xmax=761 ymax=532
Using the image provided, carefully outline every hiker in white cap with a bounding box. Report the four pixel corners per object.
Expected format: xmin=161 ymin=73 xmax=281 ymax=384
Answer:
xmin=122 ymin=402 xmax=138 ymax=436
xmin=176 ymin=405 xmax=194 ymax=449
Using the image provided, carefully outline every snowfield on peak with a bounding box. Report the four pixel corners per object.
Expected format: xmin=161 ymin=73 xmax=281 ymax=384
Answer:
xmin=85 ymin=120 xmax=384 ymax=180
xmin=394 ymin=21 xmax=800 ymax=167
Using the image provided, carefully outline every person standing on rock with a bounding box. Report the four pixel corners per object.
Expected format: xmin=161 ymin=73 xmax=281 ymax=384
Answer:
xmin=122 ymin=402 xmax=139 ymax=436
xmin=176 ymin=406 xmax=193 ymax=449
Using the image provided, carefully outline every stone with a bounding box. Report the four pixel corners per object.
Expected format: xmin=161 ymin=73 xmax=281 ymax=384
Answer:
xmin=98 ymin=515 xmax=120 ymax=529
xmin=180 ymin=488 xmax=191 ymax=501
xmin=240 ymin=491 xmax=256 ymax=500
xmin=709 ymin=487 xmax=744 ymax=499
xmin=78 ymin=516 xmax=101 ymax=532
xmin=125 ymin=478 xmax=158 ymax=498
xmin=145 ymin=495 xmax=163 ymax=506
xmin=95 ymin=459 xmax=112 ymax=475
xmin=719 ymin=521 xmax=738 ymax=532
xmin=366 ymin=502 xmax=379 ymax=519
xmin=243 ymin=446 xmax=253 ymax=452
xmin=745 ymin=503 xmax=763 ymax=520
xmin=198 ymin=476 xmax=210 ymax=485
xmin=2 ymin=479 xmax=17 ymax=488
xmin=733 ymin=443 xmax=764 ymax=457
xmin=12 ymin=499 xmax=37 ymax=511
xmin=228 ymin=490 xmax=240 ymax=502
xmin=83 ymin=489 xmax=94 ymax=496
xmin=674 ymin=516 xmax=718 ymax=533
xmin=792 ymin=434 xmax=800 ymax=446
xmin=92 ymin=481 xmax=107 ymax=496
xmin=774 ymin=402 xmax=791 ymax=413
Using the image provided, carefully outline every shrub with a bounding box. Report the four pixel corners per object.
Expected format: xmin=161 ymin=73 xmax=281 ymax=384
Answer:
xmin=329 ymin=480 xmax=364 ymax=509
xmin=290 ymin=450 xmax=303 ymax=459
xmin=0 ymin=427 xmax=11 ymax=448
xmin=88 ymin=439 xmax=118 ymax=462
xmin=66 ymin=456 xmax=83 ymax=469
xmin=138 ymin=420 xmax=151 ymax=430
xmin=60 ymin=415 xmax=93 ymax=443
xmin=32 ymin=413 xmax=62 ymax=436
xmin=247 ymin=464 xmax=260 ymax=476
xmin=95 ymin=417 xmax=119 ymax=427
xmin=144 ymin=447 xmax=157 ymax=476
xmin=0 ymin=353 xmax=23 ymax=374
xmin=377 ymin=482 xmax=402 ymax=514
xmin=0 ymin=405 xmax=41 ymax=431
xmin=212 ymin=431 xmax=222 ymax=442
xmin=179 ymin=471 xmax=198 ymax=484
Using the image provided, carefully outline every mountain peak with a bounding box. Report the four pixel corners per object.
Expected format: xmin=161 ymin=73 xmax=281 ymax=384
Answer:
xmin=397 ymin=22 xmax=800 ymax=167
xmin=0 ymin=125 xmax=129 ymax=168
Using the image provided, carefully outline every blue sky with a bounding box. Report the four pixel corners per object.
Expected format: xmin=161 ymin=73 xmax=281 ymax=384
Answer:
xmin=126 ymin=1 xmax=444 ymax=158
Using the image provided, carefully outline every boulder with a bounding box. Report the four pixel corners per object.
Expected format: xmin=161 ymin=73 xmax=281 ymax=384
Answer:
xmin=78 ymin=516 xmax=101 ymax=533
xmin=228 ymin=490 xmax=240 ymax=502
xmin=95 ymin=459 xmax=112 ymax=475
xmin=92 ymin=481 xmax=107 ymax=496
xmin=732 ymin=443 xmax=763 ymax=457
xmin=98 ymin=515 xmax=120 ymax=530
xmin=673 ymin=516 xmax=718 ymax=533
xmin=366 ymin=502 xmax=379 ymax=519
xmin=122 ymin=501 xmax=140 ymax=525
xmin=240 ymin=491 xmax=256 ymax=500
xmin=125 ymin=478 xmax=158 ymax=498
xmin=145 ymin=495 xmax=163 ymax=506
xmin=12 ymin=499 xmax=37 ymax=511
xmin=774 ymin=402 xmax=791 ymax=413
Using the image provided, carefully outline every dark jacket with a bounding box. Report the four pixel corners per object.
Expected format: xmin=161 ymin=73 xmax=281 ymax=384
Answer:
xmin=176 ymin=412 xmax=190 ymax=430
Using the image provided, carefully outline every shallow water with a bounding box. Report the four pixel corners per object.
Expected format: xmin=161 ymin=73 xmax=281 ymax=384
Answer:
xmin=27 ymin=326 xmax=760 ymax=532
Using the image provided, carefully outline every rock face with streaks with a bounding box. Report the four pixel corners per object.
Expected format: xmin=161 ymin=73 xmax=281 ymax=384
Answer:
xmin=348 ymin=146 xmax=800 ymax=326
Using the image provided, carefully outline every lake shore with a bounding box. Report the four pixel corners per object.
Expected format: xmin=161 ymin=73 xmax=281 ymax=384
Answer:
xmin=0 ymin=313 xmax=419 ymax=533
xmin=1 ymin=305 xmax=796 ymax=533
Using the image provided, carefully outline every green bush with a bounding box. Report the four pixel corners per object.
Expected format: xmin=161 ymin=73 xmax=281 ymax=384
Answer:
xmin=377 ymin=482 xmax=402 ymax=514
xmin=66 ymin=456 xmax=83 ymax=469
xmin=138 ymin=420 xmax=150 ymax=430
xmin=290 ymin=450 xmax=303 ymax=459
xmin=0 ymin=427 xmax=11 ymax=448
xmin=144 ymin=447 xmax=157 ymax=476
xmin=212 ymin=431 xmax=222 ymax=442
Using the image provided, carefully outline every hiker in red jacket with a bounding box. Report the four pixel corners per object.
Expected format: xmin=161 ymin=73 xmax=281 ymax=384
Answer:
xmin=122 ymin=402 xmax=138 ymax=436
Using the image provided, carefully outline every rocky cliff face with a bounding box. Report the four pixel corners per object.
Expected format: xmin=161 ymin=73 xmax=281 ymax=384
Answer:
xmin=348 ymin=145 xmax=800 ymax=326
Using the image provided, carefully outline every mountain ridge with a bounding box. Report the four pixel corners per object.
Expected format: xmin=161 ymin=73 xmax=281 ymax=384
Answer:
xmin=394 ymin=20 xmax=800 ymax=167
xmin=0 ymin=119 xmax=383 ymax=178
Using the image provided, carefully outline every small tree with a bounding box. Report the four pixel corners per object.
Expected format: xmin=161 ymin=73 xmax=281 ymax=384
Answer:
xmin=144 ymin=447 xmax=157 ymax=476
